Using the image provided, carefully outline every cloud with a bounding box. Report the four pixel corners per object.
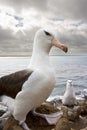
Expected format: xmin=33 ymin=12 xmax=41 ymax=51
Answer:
xmin=0 ymin=25 xmax=40 ymax=55
xmin=0 ymin=27 xmax=12 ymax=40
xmin=0 ymin=0 xmax=87 ymax=55
xmin=0 ymin=0 xmax=48 ymax=13
xmin=48 ymin=0 xmax=87 ymax=20
xmin=1 ymin=0 xmax=87 ymax=20
xmin=54 ymin=21 xmax=87 ymax=54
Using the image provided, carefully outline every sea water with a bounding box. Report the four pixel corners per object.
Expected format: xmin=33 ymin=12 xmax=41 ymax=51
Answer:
xmin=0 ymin=56 xmax=87 ymax=99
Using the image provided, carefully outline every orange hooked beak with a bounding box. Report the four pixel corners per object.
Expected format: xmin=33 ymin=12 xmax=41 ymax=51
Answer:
xmin=52 ymin=38 xmax=68 ymax=53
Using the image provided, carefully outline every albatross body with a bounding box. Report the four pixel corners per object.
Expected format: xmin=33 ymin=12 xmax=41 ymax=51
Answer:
xmin=0 ymin=29 xmax=68 ymax=130
xmin=62 ymin=80 xmax=77 ymax=106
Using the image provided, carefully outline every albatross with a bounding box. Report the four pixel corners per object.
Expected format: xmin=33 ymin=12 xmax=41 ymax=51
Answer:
xmin=0 ymin=29 xmax=68 ymax=130
xmin=62 ymin=80 xmax=77 ymax=106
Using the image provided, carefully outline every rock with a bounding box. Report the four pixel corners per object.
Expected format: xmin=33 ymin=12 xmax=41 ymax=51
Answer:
xmin=26 ymin=103 xmax=60 ymax=130
xmin=3 ymin=116 xmax=23 ymax=130
xmin=60 ymin=105 xmax=81 ymax=121
xmin=2 ymin=99 xmax=87 ymax=130
xmin=69 ymin=116 xmax=87 ymax=130
xmin=67 ymin=106 xmax=81 ymax=121
xmin=50 ymin=98 xmax=62 ymax=109
xmin=61 ymin=106 xmax=68 ymax=119
xmin=81 ymin=127 xmax=87 ymax=130
xmin=55 ymin=106 xmax=70 ymax=130
xmin=3 ymin=113 xmax=53 ymax=130
xmin=77 ymin=100 xmax=87 ymax=115
xmin=55 ymin=118 xmax=71 ymax=130
xmin=80 ymin=105 xmax=87 ymax=115
xmin=3 ymin=103 xmax=59 ymax=130
xmin=35 ymin=103 xmax=59 ymax=114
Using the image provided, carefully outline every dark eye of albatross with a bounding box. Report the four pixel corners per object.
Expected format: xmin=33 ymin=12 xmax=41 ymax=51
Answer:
xmin=44 ymin=31 xmax=51 ymax=36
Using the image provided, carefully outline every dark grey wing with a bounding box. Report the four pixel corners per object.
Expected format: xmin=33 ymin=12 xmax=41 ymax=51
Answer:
xmin=0 ymin=69 xmax=33 ymax=98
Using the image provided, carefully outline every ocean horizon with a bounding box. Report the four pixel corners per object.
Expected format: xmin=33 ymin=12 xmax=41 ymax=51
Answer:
xmin=0 ymin=55 xmax=87 ymax=99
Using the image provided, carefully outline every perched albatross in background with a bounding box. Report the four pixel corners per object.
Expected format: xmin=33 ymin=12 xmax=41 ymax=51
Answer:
xmin=0 ymin=29 xmax=68 ymax=130
xmin=62 ymin=80 xmax=77 ymax=106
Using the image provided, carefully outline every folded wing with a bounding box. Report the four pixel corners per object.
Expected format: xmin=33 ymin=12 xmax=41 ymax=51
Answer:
xmin=0 ymin=69 xmax=33 ymax=98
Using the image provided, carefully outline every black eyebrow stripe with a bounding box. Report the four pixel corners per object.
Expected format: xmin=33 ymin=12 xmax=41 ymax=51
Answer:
xmin=44 ymin=31 xmax=51 ymax=36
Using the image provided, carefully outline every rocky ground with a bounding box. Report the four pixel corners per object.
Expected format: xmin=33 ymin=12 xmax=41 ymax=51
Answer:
xmin=1 ymin=98 xmax=87 ymax=130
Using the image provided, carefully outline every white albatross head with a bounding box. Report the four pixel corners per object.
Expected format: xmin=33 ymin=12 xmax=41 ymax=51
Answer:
xmin=67 ymin=80 xmax=72 ymax=87
xmin=33 ymin=29 xmax=68 ymax=54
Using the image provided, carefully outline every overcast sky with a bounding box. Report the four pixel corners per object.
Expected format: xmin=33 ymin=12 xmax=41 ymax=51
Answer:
xmin=0 ymin=0 xmax=87 ymax=56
